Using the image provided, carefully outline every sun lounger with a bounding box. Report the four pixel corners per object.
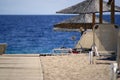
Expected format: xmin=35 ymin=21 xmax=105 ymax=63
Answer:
xmin=52 ymin=47 xmax=72 ymax=55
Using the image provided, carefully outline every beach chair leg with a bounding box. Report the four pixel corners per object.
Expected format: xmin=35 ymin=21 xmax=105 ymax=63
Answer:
xmin=110 ymin=63 xmax=118 ymax=80
xmin=89 ymin=51 xmax=94 ymax=64
xmin=94 ymin=46 xmax=100 ymax=57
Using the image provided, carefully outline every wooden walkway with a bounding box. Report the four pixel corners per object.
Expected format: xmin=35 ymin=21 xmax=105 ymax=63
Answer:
xmin=0 ymin=54 xmax=43 ymax=80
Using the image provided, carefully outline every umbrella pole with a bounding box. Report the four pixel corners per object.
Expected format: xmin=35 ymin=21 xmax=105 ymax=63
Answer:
xmin=99 ymin=0 xmax=103 ymax=24
xmin=111 ymin=0 xmax=115 ymax=24
xmin=92 ymin=13 xmax=95 ymax=45
xmin=92 ymin=13 xmax=95 ymax=27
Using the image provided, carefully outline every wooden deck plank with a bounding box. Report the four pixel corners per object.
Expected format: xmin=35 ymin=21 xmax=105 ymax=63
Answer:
xmin=0 ymin=54 xmax=43 ymax=80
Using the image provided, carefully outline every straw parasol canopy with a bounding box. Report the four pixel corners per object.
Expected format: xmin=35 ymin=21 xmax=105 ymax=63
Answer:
xmin=54 ymin=14 xmax=108 ymax=32
xmin=56 ymin=0 xmax=120 ymax=14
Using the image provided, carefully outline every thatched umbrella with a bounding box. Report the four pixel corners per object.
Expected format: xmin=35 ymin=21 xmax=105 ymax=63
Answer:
xmin=56 ymin=0 xmax=120 ymax=24
xmin=54 ymin=14 xmax=108 ymax=32
xmin=56 ymin=0 xmax=120 ymax=14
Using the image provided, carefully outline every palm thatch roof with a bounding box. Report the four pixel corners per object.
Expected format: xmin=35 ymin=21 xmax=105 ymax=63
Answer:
xmin=54 ymin=14 xmax=108 ymax=31
xmin=56 ymin=0 xmax=120 ymax=14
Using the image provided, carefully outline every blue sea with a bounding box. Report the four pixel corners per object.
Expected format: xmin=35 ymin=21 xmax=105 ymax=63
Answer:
xmin=0 ymin=15 xmax=120 ymax=54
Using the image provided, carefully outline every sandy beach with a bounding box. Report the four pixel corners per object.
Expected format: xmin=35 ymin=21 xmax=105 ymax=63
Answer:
xmin=40 ymin=54 xmax=115 ymax=80
xmin=0 ymin=53 xmax=116 ymax=80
